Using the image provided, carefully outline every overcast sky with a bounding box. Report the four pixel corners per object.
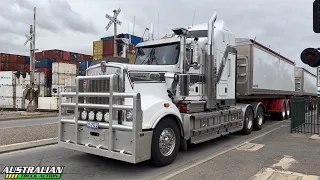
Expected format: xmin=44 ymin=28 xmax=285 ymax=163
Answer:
xmin=0 ymin=0 xmax=319 ymax=74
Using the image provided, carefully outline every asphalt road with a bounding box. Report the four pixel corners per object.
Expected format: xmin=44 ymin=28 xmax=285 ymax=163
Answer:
xmin=0 ymin=120 xmax=289 ymax=180
xmin=0 ymin=117 xmax=58 ymax=129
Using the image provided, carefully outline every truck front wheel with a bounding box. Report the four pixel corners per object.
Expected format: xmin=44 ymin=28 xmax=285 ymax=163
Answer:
xmin=151 ymin=117 xmax=180 ymax=167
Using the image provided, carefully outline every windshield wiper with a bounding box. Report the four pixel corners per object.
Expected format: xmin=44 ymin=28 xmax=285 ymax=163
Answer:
xmin=141 ymin=48 xmax=155 ymax=65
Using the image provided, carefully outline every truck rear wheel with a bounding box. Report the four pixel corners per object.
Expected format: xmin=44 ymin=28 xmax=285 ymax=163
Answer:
xmin=242 ymin=107 xmax=254 ymax=135
xmin=253 ymin=105 xmax=264 ymax=131
xmin=151 ymin=117 xmax=180 ymax=167
xmin=277 ymin=102 xmax=286 ymax=121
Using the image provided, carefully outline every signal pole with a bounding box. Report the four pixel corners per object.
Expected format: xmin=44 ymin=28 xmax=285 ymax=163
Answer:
xmin=24 ymin=7 xmax=37 ymax=112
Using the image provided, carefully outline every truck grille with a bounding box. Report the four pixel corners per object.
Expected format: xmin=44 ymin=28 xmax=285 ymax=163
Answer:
xmin=84 ymin=75 xmax=120 ymax=104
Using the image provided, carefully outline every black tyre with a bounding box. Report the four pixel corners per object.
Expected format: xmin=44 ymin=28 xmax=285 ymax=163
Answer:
xmin=253 ymin=105 xmax=264 ymax=131
xmin=277 ymin=102 xmax=286 ymax=121
xmin=286 ymin=101 xmax=291 ymax=119
xmin=242 ymin=107 xmax=254 ymax=135
xmin=151 ymin=117 xmax=180 ymax=167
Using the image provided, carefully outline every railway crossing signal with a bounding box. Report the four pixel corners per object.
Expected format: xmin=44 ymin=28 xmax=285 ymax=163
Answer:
xmin=314 ymin=0 xmax=320 ymax=33
xmin=105 ymin=8 xmax=122 ymax=57
xmin=300 ymin=48 xmax=320 ymax=67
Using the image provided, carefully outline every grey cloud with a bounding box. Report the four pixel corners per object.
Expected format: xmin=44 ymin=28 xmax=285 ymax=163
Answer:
xmin=0 ymin=0 xmax=99 ymax=35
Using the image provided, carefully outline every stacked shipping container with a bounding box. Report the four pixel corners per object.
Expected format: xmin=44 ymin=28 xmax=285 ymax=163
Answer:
xmin=0 ymin=71 xmax=30 ymax=109
xmin=93 ymin=33 xmax=142 ymax=63
xmin=51 ymin=62 xmax=77 ymax=97
xmin=0 ymin=53 xmax=31 ymax=72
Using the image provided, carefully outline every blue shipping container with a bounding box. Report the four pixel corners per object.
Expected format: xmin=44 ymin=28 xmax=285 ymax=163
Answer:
xmin=25 ymin=56 xmax=30 ymax=64
xmin=79 ymin=70 xmax=86 ymax=76
xmin=45 ymin=78 xmax=52 ymax=87
xmin=100 ymin=34 xmax=143 ymax=45
xmin=35 ymin=58 xmax=55 ymax=68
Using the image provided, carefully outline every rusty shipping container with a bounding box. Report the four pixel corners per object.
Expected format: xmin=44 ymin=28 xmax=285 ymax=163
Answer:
xmin=42 ymin=49 xmax=63 ymax=59
xmin=103 ymin=40 xmax=114 ymax=56
xmin=35 ymin=52 xmax=43 ymax=59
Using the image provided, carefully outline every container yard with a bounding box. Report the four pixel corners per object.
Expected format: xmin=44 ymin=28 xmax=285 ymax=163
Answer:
xmin=0 ymin=32 xmax=142 ymax=111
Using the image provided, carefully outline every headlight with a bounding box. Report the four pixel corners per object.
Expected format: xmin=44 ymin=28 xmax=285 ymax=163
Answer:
xmin=104 ymin=112 xmax=110 ymax=123
xmin=88 ymin=111 xmax=95 ymax=121
xmin=96 ymin=111 xmax=103 ymax=122
xmin=126 ymin=110 xmax=133 ymax=121
xmin=81 ymin=111 xmax=88 ymax=120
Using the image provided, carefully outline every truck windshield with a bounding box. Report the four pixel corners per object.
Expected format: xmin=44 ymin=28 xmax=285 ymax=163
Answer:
xmin=134 ymin=42 xmax=180 ymax=65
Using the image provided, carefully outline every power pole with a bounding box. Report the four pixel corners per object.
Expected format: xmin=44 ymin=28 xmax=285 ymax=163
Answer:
xmin=105 ymin=8 xmax=122 ymax=57
xmin=23 ymin=7 xmax=38 ymax=112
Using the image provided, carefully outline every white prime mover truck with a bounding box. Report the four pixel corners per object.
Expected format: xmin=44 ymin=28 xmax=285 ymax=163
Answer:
xmin=58 ymin=11 xmax=317 ymax=167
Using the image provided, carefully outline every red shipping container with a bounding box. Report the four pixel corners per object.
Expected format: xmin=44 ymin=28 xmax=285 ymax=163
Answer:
xmin=35 ymin=68 xmax=52 ymax=77
xmin=103 ymin=40 xmax=114 ymax=55
xmin=63 ymin=51 xmax=71 ymax=60
xmin=25 ymin=64 xmax=30 ymax=71
xmin=77 ymin=54 xmax=84 ymax=60
xmin=35 ymin=52 xmax=43 ymax=59
xmin=17 ymin=64 xmax=25 ymax=71
xmin=103 ymin=54 xmax=113 ymax=58
xmin=8 ymin=63 xmax=18 ymax=71
xmin=9 ymin=54 xmax=18 ymax=63
xmin=42 ymin=49 xmax=63 ymax=59
xmin=0 ymin=63 xmax=4 ymax=71
xmin=83 ymin=54 xmax=90 ymax=60
xmin=56 ymin=59 xmax=78 ymax=67
xmin=17 ymin=55 xmax=25 ymax=64
xmin=1 ymin=53 xmax=9 ymax=61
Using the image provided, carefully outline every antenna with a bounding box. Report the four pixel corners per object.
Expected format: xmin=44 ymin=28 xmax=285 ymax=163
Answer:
xmin=192 ymin=9 xmax=196 ymax=26
xmin=157 ymin=12 xmax=159 ymax=39
xmin=133 ymin=16 xmax=135 ymax=35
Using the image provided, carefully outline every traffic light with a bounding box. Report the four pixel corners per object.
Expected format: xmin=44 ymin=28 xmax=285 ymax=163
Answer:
xmin=314 ymin=0 xmax=320 ymax=33
xmin=300 ymin=48 xmax=320 ymax=67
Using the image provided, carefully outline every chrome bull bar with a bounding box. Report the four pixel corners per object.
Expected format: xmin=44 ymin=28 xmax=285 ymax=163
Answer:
xmin=58 ymin=74 xmax=144 ymax=163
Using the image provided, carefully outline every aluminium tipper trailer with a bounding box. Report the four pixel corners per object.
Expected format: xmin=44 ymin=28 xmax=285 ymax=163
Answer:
xmin=235 ymin=38 xmax=296 ymax=98
xmin=235 ymin=38 xmax=297 ymax=121
xmin=295 ymin=67 xmax=317 ymax=97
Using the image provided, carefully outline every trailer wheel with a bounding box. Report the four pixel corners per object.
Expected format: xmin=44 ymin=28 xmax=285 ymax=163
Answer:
xmin=253 ymin=105 xmax=264 ymax=131
xmin=151 ymin=117 xmax=180 ymax=167
xmin=242 ymin=107 xmax=254 ymax=135
xmin=286 ymin=102 xmax=291 ymax=119
xmin=277 ymin=102 xmax=286 ymax=121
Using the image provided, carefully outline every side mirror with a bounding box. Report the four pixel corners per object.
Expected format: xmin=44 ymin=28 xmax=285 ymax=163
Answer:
xmin=190 ymin=43 xmax=201 ymax=69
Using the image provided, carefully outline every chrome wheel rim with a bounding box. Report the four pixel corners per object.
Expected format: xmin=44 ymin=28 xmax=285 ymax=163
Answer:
xmin=159 ymin=128 xmax=176 ymax=156
xmin=287 ymin=104 xmax=290 ymax=117
xmin=247 ymin=116 xmax=253 ymax=129
xmin=258 ymin=112 xmax=263 ymax=125
xmin=282 ymin=106 xmax=286 ymax=118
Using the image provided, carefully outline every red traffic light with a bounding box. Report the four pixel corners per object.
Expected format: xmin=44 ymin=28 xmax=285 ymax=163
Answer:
xmin=300 ymin=48 xmax=320 ymax=67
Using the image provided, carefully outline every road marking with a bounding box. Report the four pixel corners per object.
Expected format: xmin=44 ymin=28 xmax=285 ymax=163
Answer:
xmin=236 ymin=142 xmax=265 ymax=151
xmin=250 ymin=168 xmax=320 ymax=180
xmin=149 ymin=121 xmax=287 ymax=180
xmin=0 ymin=138 xmax=58 ymax=154
xmin=0 ymin=123 xmax=58 ymax=130
xmin=272 ymin=155 xmax=298 ymax=170
xmin=310 ymin=134 xmax=320 ymax=140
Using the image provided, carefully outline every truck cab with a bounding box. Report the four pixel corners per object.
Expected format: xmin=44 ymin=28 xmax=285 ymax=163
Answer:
xmin=58 ymin=12 xmax=255 ymax=167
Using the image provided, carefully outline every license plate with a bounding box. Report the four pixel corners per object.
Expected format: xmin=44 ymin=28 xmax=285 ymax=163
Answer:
xmin=86 ymin=122 xmax=99 ymax=129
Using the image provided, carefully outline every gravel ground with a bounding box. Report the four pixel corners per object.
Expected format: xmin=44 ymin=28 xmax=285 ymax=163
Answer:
xmin=0 ymin=123 xmax=58 ymax=146
xmin=0 ymin=110 xmax=58 ymax=120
